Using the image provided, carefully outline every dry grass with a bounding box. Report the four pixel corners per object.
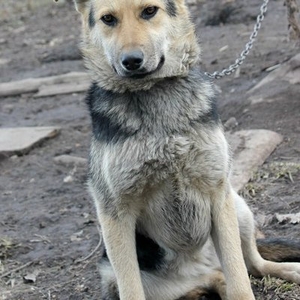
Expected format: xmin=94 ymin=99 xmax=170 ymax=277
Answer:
xmin=0 ymin=237 xmax=15 ymax=260
xmin=251 ymin=276 xmax=300 ymax=300
xmin=241 ymin=161 xmax=300 ymax=198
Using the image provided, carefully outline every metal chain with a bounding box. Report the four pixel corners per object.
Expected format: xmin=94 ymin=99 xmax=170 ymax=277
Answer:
xmin=205 ymin=0 xmax=269 ymax=79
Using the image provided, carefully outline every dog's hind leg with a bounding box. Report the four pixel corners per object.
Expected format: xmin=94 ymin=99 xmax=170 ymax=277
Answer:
xmin=234 ymin=190 xmax=300 ymax=284
xmin=177 ymin=271 xmax=226 ymax=300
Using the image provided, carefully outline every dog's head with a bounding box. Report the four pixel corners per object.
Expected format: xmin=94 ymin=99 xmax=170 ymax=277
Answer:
xmin=57 ymin=0 xmax=200 ymax=92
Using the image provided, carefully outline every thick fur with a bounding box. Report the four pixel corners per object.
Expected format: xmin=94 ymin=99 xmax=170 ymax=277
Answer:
xmin=61 ymin=0 xmax=300 ymax=299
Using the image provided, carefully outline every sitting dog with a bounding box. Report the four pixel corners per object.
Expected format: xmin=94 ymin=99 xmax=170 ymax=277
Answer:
xmin=57 ymin=0 xmax=300 ymax=299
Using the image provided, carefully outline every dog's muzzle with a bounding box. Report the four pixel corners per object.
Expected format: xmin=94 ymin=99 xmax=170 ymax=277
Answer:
xmin=117 ymin=54 xmax=165 ymax=79
xmin=121 ymin=50 xmax=144 ymax=72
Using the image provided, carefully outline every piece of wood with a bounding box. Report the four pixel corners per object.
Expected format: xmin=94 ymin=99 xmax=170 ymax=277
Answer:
xmin=227 ymin=129 xmax=283 ymax=191
xmin=0 ymin=72 xmax=89 ymax=97
xmin=34 ymin=81 xmax=90 ymax=98
xmin=0 ymin=127 xmax=60 ymax=155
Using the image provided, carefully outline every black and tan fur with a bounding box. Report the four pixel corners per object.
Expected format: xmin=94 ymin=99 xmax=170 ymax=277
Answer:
xmin=55 ymin=0 xmax=300 ymax=299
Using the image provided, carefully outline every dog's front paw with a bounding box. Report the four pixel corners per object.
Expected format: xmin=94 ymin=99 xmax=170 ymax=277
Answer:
xmin=226 ymin=284 xmax=255 ymax=300
xmin=227 ymin=293 xmax=255 ymax=300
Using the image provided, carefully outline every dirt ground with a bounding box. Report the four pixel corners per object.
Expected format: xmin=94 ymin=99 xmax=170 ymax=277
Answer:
xmin=0 ymin=0 xmax=300 ymax=299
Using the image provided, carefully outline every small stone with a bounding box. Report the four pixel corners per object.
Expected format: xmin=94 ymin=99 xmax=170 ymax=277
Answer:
xmin=54 ymin=155 xmax=87 ymax=167
xmin=224 ymin=117 xmax=238 ymax=131
xmin=3 ymin=191 xmax=12 ymax=196
xmin=2 ymin=104 xmax=14 ymax=114
xmin=63 ymin=175 xmax=74 ymax=183
xmin=23 ymin=270 xmax=39 ymax=284
xmin=0 ymin=58 xmax=11 ymax=66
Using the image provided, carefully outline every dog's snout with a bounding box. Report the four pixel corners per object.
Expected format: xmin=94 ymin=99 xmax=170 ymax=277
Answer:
xmin=121 ymin=50 xmax=144 ymax=71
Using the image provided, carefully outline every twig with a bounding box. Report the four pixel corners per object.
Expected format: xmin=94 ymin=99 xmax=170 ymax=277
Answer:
xmin=33 ymin=234 xmax=51 ymax=244
xmin=285 ymin=0 xmax=300 ymax=41
xmin=75 ymin=226 xmax=103 ymax=263
xmin=0 ymin=262 xmax=33 ymax=279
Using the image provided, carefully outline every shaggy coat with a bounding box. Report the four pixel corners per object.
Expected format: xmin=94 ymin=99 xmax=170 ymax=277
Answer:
xmin=55 ymin=0 xmax=300 ymax=299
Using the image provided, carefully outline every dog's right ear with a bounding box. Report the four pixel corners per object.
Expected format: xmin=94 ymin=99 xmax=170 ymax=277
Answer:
xmin=54 ymin=0 xmax=89 ymax=13
xmin=73 ymin=0 xmax=90 ymax=13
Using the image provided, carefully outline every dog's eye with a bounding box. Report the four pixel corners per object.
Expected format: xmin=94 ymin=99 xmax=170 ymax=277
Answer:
xmin=141 ymin=6 xmax=158 ymax=20
xmin=101 ymin=14 xmax=117 ymax=26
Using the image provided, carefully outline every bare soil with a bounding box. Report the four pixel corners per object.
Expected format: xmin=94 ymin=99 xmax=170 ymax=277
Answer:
xmin=0 ymin=0 xmax=300 ymax=299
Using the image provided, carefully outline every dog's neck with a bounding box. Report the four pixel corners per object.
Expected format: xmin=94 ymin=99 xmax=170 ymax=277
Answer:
xmin=81 ymin=36 xmax=201 ymax=94
xmin=86 ymin=67 xmax=217 ymax=144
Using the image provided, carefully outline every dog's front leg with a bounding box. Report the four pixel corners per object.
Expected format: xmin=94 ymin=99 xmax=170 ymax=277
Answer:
xmin=211 ymin=186 xmax=254 ymax=300
xmin=99 ymin=211 xmax=146 ymax=300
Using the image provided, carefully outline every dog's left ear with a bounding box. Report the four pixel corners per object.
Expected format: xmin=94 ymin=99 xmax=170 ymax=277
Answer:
xmin=54 ymin=0 xmax=90 ymax=13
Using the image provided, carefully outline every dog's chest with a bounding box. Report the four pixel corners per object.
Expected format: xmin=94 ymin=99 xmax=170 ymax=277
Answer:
xmin=92 ymin=133 xmax=221 ymax=251
xmin=99 ymin=127 xmax=227 ymax=199
xmin=138 ymin=181 xmax=212 ymax=251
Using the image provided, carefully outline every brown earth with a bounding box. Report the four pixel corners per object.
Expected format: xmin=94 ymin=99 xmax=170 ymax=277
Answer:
xmin=0 ymin=0 xmax=300 ymax=299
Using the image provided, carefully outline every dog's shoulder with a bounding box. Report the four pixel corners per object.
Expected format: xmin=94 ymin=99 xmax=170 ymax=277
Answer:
xmin=86 ymin=83 xmax=141 ymax=144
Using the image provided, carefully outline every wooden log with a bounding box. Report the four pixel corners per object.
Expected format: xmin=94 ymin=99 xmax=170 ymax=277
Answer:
xmin=0 ymin=72 xmax=89 ymax=97
xmin=34 ymin=81 xmax=90 ymax=98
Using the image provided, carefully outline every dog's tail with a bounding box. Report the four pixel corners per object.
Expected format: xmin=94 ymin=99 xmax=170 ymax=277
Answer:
xmin=257 ymin=238 xmax=300 ymax=262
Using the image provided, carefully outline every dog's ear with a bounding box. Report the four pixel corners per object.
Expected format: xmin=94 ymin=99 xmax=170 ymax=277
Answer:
xmin=54 ymin=0 xmax=90 ymax=13
xmin=73 ymin=0 xmax=90 ymax=13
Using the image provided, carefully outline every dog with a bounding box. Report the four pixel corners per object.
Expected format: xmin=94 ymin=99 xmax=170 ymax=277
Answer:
xmin=56 ymin=0 xmax=300 ymax=299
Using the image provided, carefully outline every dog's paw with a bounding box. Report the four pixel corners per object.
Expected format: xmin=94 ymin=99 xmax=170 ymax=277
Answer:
xmin=262 ymin=261 xmax=300 ymax=284
xmin=281 ymin=263 xmax=300 ymax=284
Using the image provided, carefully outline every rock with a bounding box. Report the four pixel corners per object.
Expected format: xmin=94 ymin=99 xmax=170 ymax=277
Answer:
xmin=248 ymin=53 xmax=300 ymax=93
xmin=0 ymin=127 xmax=60 ymax=156
xmin=23 ymin=270 xmax=40 ymax=284
xmin=63 ymin=175 xmax=74 ymax=183
xmin=54 ymin=155 xmax=87 ymax=167
xmin=224 ymin=117 xmax=238 ymax=131
xmin=226 ymin=129 xmax=283 ymax=191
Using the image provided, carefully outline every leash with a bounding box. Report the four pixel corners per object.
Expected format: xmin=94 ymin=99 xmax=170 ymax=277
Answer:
xmin=205 ymin=0 xmax=269 ymax=79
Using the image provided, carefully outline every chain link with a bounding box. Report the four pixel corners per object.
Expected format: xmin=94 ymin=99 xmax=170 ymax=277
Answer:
xmin=205 ymin=0 xmax=269 ymax=79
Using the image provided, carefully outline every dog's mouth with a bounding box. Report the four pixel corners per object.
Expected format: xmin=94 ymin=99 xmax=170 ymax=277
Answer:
xmin=114 ymin=56 xmax=165 ymax=80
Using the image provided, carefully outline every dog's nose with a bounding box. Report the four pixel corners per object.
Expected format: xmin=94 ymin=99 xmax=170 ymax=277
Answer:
xmin=121 ymin=50 xmax=144 ymax=71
